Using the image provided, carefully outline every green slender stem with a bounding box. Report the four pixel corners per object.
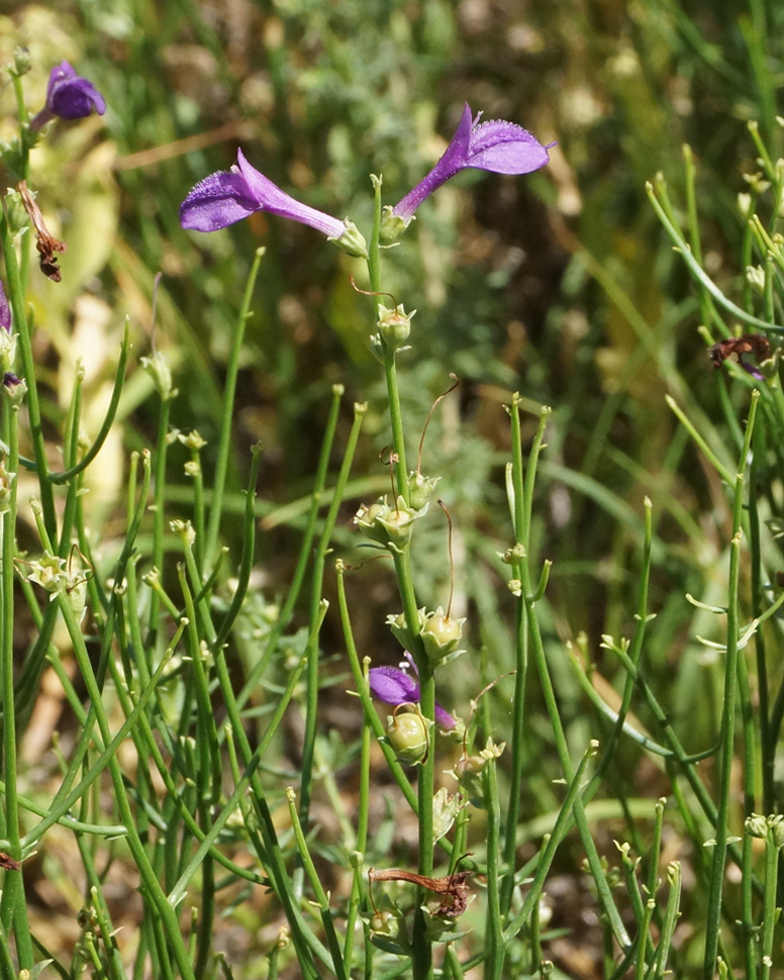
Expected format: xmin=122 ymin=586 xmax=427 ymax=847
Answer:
xmin=286 ymin=788 xmax=348 ymax=980
xmin=501 ymin=396 xmax=528 ymax=914
xmin=190 ymin=446 xmax=205 ymax=573
xmin=390 ymin=546 xmax=435 ymax=980
xmin=503 ymin=740 xmax=598 ymax=941
xmin=48 ymin=321 xmax=131 ymax=484
xmin=647 ymin=181 xmax=784 ymax=333
xmin=760 ymin=825 xmax=780 ymax=980
xmin=702 ymin=393 xmax=759 ymax=980
xmin=741 ymin=826 xmax=759 ymax=980
xmin=749 ymin=426 xmax=772 ymax=812
xmin=0 ymin=396 xmax=31 ymax=968
xmin=204 ymin=247 xmax=264 ymax=564
xmin=665 ymin=395 xmax=734 ymax=486
xmin=344 ymin=664 xmax=371 ymax=969
xmin=483 ymin=757 xmax=504 ymax=980
xmin=213 ymin=442 xmax=262 ymax=650
xmin=522 ymin=536 xmax=630 ymax=949
xmin=20 ymin=623 xmax=182 ymax=851
xmin=368 ymin=175 xmax=382 ymax=293
xmin=147 ymin=393 xmax=172 ymax=640
xmin=236 ymin=393 xmax=341 ymax=710
xmin=653 ymin=862 xmax=682 ymax=979
xmin=0 ymin=214 xmax=57 ymax=538
xmin=298 ymin=398 xmax=365 ymax=834
xmin=178 ymin=563 xmax=221 ymax=799
xmin=56 ymin=599 xmax=196 ymax=980
xmin=382 ymin=346 xmax=410 ymax=503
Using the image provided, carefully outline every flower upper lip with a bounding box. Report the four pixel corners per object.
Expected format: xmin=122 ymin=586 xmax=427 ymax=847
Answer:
xmin=390 ymin=102 xmax=551 ymax=222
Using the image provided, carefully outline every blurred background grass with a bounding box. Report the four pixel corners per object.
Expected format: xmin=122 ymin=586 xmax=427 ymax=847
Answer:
xmin=2 ymin=0 xmax=784 ymax=974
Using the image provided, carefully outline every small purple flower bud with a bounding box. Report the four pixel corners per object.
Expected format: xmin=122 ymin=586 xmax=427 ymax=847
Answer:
xmin=0 ymin=283 xmax=10 ymax=333
xmin=2 ymin=373 xmax=20 ymax=389
xmin=180 ymin=150 xmax=368 ymax=257
xmin=387 ymin=103 xmax=551 ymax=234
xmin=30 ymin=62 xmax=106 ymax=131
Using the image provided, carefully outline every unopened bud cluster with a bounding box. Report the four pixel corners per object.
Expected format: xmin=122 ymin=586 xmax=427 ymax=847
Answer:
xmin=746 ymin=812 xmax=784 ymax=849
xmin=355 ymin=494 xmax=425 ymax=551
xmin=26 ymin=551 xmax=89 ymax=621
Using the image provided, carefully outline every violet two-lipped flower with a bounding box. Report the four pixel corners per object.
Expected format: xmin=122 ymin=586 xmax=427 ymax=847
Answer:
xmin=385 ymin=103 xmax=551 ymax=235
xmin=180 ymin=149 xmax=368 ymax=257
xmin=369 ymin=656 xmax=456 ymax=730
xmin=29 ymin=61 xmax=106 ymax=131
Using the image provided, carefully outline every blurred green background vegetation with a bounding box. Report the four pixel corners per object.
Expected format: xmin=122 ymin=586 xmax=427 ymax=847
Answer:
xmin=2 ymin=0 xmax=784 ymax=973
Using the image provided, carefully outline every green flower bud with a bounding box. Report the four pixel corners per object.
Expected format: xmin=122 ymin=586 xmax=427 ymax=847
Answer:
xmin=387 ymin=705 xmax=429 ymax=765
xmin=377 ymin=302 xmax=415 ymax=350
xmin=27 ymin=553 xmax=67 ymax=592
xmin=170 ymin=519 xmax=196 ymax=547
xmin=746 ymin=812 xmax=768 ymax=840
xmin=0 ymin=323 xmax=17 ymax=374
xmin=408 ymin=471 xmax=440 ymax=510
xmin=180 ymin=429 xmax=207 ymax=450
xmin=432 ymin=787 xmax=463 ymax=842
xmin=421 ymin=607 xmax=465 ymax=665
xmin=354 ymin=495 xmax=422 ymax=550
xmin=3 ymin=189 xmax=28 ymax=236
xmin=12 ymin=47 xmax=32 ymax=77
xmin=0 ymin=459 xmax=15 ymax=514
xmin=746 ymin=265 xmax=765 ymax=295
xmin=379 ymin=205 xmax=409 ymax=244
xmin=377 ymin=496 xmax=418 ymax=546
xmin=769 ymin=814 xmax=784 ymax=850
xmin=387 ymin=608 xmax=428 ymax=651
xmin=141 ymin=350 xmax=176 ymax=401
xmin=354 ymin=498 xmax=393 ymax=545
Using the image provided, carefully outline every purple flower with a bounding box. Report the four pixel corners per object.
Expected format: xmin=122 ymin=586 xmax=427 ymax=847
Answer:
xmin=180 ymin=150 xmax=368 ymax=256
xmin=390 ymin=103 xmax=551 ymax=226
xmin=0 ymin=282 xmax=10 ymax=333
xmin=369 ymin=655 xmax=456 ymax=730
xmin=30 ymin=62 xmax=106 ymax=131
xmin=2 ymin=373 xmax=20 ymax=389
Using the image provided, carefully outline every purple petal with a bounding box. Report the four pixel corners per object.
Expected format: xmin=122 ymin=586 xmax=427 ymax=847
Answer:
xmin=180 ymin=169 xmax=263 ymax=232
xmin=392 ymin=102 xmax=549 ymax=222
xmin=466 ymin=119 xmax=551 ymax=174
xmin=0 ymin=283 xmax=10 ymax=333
xmin=740 ymin=359 xmax=765 ymax=380
xmin=2 ymin=373 xmax=20 ymax=389
xmin=368 ymin=660 xmax=456 ymax=730
xmin=369 ymin=666 xmax=420 ymax=705
xmin=434 ymin=703 xmax=456 ymax=730
xmin=46 ymin=61 xmax=105 ymax=120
